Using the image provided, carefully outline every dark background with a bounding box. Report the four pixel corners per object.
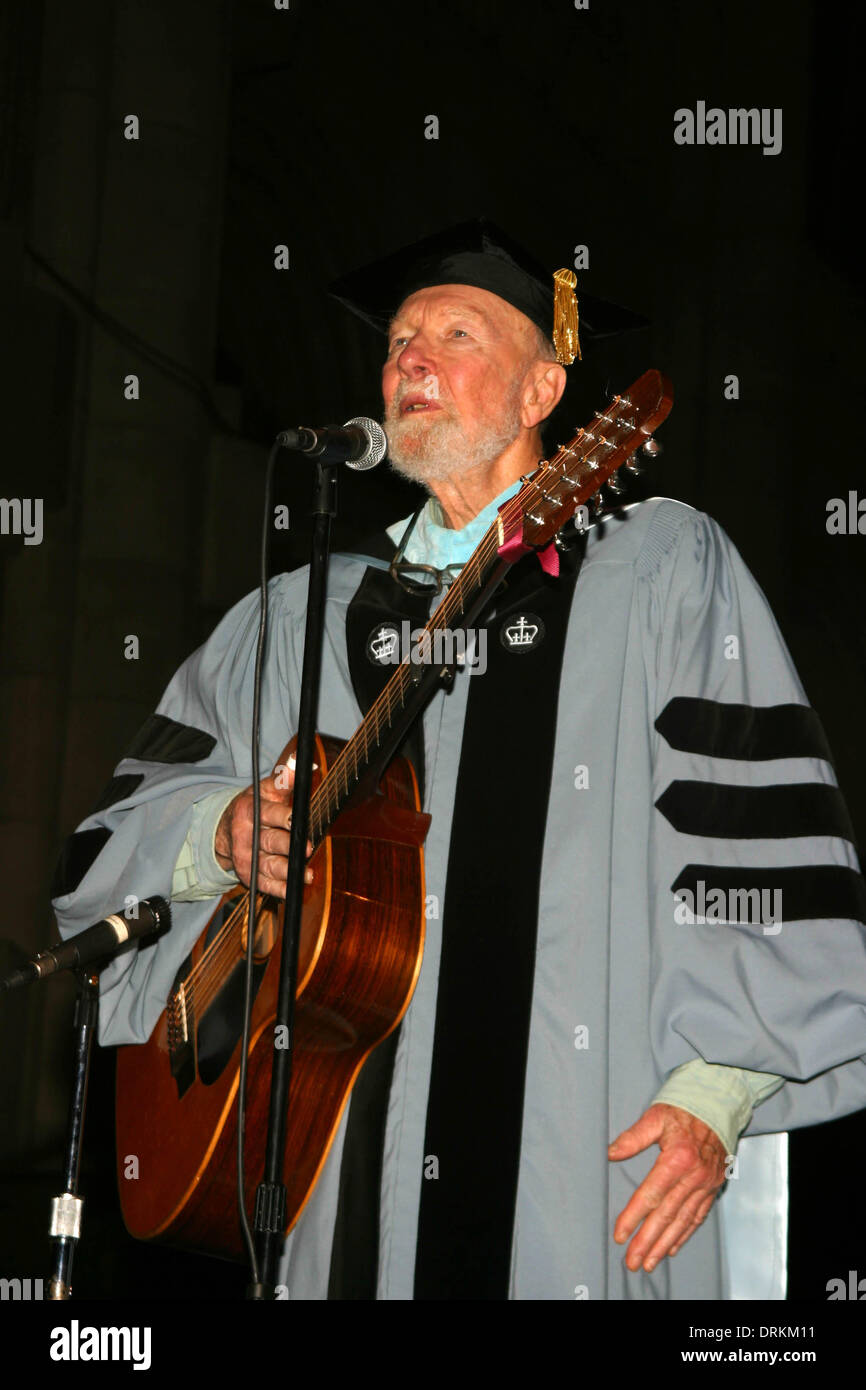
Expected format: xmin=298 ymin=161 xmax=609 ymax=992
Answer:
xmin=0 ymin=0 xmax=863 ymax=1300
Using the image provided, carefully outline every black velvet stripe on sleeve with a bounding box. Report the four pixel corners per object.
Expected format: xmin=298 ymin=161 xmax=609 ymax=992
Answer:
xmin=655 ymin=698 xmax=834 ymax=763
xmin=656 ymin=780 xmax=857 ymax=845
xmin=413 ymin=540 xmax=584 ymax=1300
xmin=51 ymin=775 xmax=145 ymax=900
xmin=326 ymin=564 xmax=433 ymax=1300
xmin=51 ymin=826 xmax=112 ymax=899
xmin=671 ymin=864 xmax=866 ymax=924
xmin=90 ymin=773 xmax=145 ymax=814
xmin=125 ymin=713 xmax=216 ymax=764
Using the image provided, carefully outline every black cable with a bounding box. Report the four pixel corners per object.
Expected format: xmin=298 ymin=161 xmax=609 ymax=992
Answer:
xmin=237 ymin=436 xmax=281 ymax=1286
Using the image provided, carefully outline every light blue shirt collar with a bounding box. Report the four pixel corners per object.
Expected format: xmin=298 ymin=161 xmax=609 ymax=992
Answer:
xmin=385 ymin=480 xmax=522 ymax=570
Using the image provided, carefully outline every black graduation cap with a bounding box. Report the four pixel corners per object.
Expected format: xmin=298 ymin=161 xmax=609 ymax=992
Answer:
xmin=329 ymin=217 xmax=647 ymax=365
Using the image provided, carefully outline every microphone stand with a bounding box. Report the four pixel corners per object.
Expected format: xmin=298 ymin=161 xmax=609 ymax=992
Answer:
xmin=46 ymin=970 xmax=99 ymax=1299
xmin=2 ymin=898 xmax=168 ymax=1296
xmin=250 ymin=457 xmax=336 ymax=1296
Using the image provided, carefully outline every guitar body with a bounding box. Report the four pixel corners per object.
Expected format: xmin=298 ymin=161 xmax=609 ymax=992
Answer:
xmin=115 ymin=733 xmax=429 ymax=1262
xmin=113 ymin=369 xmax=673 ymax=1265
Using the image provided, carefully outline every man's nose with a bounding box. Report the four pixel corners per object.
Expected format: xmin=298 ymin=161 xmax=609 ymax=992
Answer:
xmin=396 ymin=334 xmax=435 ymax=377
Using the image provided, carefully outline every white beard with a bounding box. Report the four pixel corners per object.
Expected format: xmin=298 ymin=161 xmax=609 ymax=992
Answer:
xmin=385 ymin=385 xmax=524 ymax=486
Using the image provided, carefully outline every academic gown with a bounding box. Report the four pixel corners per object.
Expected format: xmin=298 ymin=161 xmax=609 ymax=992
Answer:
xmin=52 ymin=497 xmax=866 ymax=1300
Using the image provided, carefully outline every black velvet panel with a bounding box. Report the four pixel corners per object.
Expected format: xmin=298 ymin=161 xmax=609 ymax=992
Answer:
xmin=125 ymin=713 xmax=216 ymax=765
xmin=413 ymin=538 xmax=585 ymax=1300
xmin=90 ymin=773 xmax=145 ymax=813
xmin=671 ymin=864 xmax=866 ymax=925
xmin=326 ymin=1028 xmax=400 ymax=1300
xmin=656 ymin=780 xmax=857 ymax=845
xmin=51 ymin=826 xmax=112 ymax=899
xmin=327 ymin=563 xmax=433 ymax=1300
xmin=342 ymin=563 xmax=434 ymax=798
xmin=655 ymin=698 xmax=834 ymax=764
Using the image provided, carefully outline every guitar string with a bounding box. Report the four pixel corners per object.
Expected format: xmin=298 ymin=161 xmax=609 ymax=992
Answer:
xmin=173 ymin=890 xmax=269 ymax=1009
xmin=174 ymin=392 xmax=652 ymax=1021
xmin=309 ymin=514 xmax=521 ymax=820
xmin=179 ymin=420 xmax=636 ymax=1018
xmin=178 ymin=883 xmax=289 ymax=1018
xmin=311 ymin=424 xmax=610 ymax=808
xmin=176 ymin=402 xmax=640 ymax=1018
xmin=177 ymin=895 xmax=270 ymax=1019
xmin=307 ymin=403 xmax=637 ymax=832
xmin=170 ymin=897 xmax=249 ymax=1006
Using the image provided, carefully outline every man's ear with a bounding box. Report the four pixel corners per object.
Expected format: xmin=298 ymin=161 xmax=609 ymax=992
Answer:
xmin=521 ymin=361 xmax=567 ymax=429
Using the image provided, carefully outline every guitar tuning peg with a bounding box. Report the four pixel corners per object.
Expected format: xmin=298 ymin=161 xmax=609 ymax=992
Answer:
xmin=623 ymin=457 xmax=642 ymax=475
xmin=641 ymin=436 xmax=662 ymax=458
xmin=606 ymin=471 xmax=624 ymax=496
xmin=588 ymin=491 xmax=604 ymax=514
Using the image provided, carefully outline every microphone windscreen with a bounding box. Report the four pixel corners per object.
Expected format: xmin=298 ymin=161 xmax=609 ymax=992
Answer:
xmin=344 ymin=416 xmax=387 ymax=471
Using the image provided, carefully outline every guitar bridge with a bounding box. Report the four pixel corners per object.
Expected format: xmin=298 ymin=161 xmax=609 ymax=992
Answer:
xmin=167 ymin=980 xmax=196 ymax=1098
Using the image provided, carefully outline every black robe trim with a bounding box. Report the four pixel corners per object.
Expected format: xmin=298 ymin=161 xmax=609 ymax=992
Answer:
xmin=656 ymin=780 xmax=857 ymax=846
xmin=327 ymin=562 xmax=435 ymax=1299
xmin=655 ymin=698 xmax=834 ymax=764
xmin=51 ymin=826 xmax=113 ymax=899
xmin=91 ymin=773 xmax=145 ymax=814
xmin=413 ymin=537 xmax=585 ymax=1300
xmin=342 ymin=563 xmax=434 ymax=793
xmin=125 ymin=713 xmax=216 ymax=765
xmin=671 ymin=864 xmax=866 ymax=925
xmin=51 ymin=778 xmax=144 ymax=901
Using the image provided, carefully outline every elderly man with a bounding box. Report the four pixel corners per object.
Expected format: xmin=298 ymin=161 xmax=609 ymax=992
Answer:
xmin=53 ymin=221 xmax=866 ymax=1300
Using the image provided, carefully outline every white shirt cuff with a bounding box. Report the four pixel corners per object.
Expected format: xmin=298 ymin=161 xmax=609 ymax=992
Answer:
xmin=171 ymin=788 xmax=240 ymax=901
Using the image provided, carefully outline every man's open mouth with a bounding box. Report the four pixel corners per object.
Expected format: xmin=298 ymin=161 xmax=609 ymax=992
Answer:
xmin=399 ymin=397 xmax=441 ymax=415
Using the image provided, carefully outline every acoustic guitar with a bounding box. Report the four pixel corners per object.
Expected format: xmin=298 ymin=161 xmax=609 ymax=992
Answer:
xmin=115 ymin=369 xmax=673 ymax=1260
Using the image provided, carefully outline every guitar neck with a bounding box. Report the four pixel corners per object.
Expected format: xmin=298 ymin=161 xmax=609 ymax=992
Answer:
xmin=308 ymin=368 xmax=673 ymax=843
xmin=308 ymin=529 xmax=509 ymax=844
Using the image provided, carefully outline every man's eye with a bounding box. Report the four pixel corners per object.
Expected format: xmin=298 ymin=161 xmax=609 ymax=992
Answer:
xmin=450 ymin=328 xmax=469 ymax=338
xmin=390 ymin=337 xmax=409 ymax=351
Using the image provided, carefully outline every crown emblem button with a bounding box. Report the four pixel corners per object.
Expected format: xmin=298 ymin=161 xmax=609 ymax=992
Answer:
xmin=500 ymin=612 xmax=545 ymax=653
xmin=366 ymin=623 xmax=400 ymax=665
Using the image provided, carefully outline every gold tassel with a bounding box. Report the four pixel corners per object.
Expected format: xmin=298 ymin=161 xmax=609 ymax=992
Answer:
xmin=552 ymin=267 xmax=582 ymax=365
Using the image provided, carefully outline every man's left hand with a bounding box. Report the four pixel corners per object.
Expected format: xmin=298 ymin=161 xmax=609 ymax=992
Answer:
xmin=607 ymin=1104 xmax=728 ymax=1273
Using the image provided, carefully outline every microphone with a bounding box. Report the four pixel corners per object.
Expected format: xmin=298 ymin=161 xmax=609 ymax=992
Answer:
xmin=1 ymin=896 xmax=171 ymax=990
xmin=278 ymin=415 xmax=387 ymax=470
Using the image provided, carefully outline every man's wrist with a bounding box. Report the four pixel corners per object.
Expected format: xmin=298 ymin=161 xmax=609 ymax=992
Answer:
xmin=653 ymin=1059 xmax=755 ymax=1159
xmin=172 ymin=788 xmax=241 ymax=902
xmin=214 ymin=798 xmax=236 ymax=870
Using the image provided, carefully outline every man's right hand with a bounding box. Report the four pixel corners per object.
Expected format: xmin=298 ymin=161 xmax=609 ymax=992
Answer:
xmin=214 ymin=764 xmax=313 ymax=899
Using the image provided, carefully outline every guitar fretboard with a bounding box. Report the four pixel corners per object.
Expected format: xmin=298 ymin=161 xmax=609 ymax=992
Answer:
xmin=307 ymin=371 xmax=672 ymax=842
xmin=307 ymin=528 xmax=504 ymax=843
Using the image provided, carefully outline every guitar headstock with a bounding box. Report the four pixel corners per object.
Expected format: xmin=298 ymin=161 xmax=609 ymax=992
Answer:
xmin=511 ymin=369 xmax=673 ymax=550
